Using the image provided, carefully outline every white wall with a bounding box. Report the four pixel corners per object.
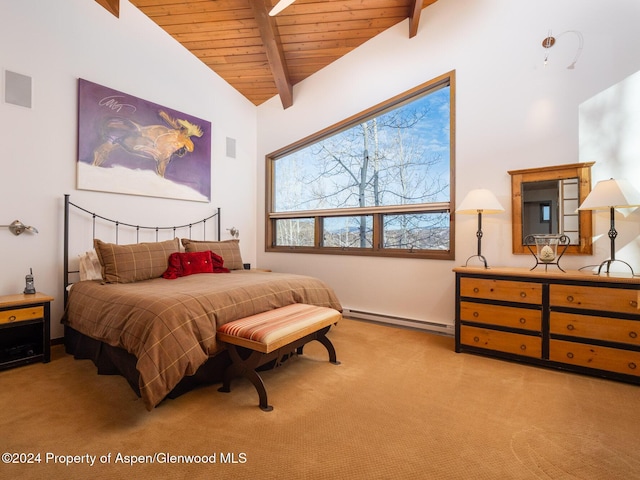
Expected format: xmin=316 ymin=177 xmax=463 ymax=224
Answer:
xmin=0 ymin=0 xmax=257 ymax=338
xmin=580 ymin=69 xmax=640 ymax=274
xmin=256 ymin=0 xmax=640 ymax=328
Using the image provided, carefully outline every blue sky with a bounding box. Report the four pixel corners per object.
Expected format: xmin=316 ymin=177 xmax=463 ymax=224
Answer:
xmin=274 ymin=86 xmax=451 ymax=212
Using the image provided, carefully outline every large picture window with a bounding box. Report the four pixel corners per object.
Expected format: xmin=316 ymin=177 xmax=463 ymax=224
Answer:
xmin=266 ymin=72 xmax=455 ymax=259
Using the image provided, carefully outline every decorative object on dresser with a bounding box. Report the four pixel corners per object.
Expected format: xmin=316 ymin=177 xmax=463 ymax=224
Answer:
xmin=456 ymin=189 xmax=504 ymax=268
xmin=0 ymin=293 xmax=53 ymax=370
xmin=454 ymin=267 xmax=640 ymax=385
xmin=0 ymin=220 xmax=38 ymax=236
xmin=577 ymin=178 xmax=640 ymax=276
xmin=524 ymin=234 xmax=570 ymax=272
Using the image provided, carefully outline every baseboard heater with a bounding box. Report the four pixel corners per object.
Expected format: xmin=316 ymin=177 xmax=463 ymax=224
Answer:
xmin=342 ymin=308 xmax=454 ymax=336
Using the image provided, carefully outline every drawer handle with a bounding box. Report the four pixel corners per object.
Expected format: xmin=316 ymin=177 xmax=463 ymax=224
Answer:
xmin=473 ymin=336 xmax=480 ymax=343
xmin=566 ymin=295 xmax=574 ymax=303
xmin=473 ymin=311 xmax=479 ymax=318
xmin=473 ymin=287 xmax=479 ymax=293
xmin=630 ymin=331 xmax=638 ymax=339
xmin=520 ymin=344 xmax=527 ymax=351
xmin=629 ymin=362 xmax=637 ymax=370
xmin=630 ymin=300 xmax=638 ymax=308
xmin=520 ymin=292 xmax=527 ymax=298
xmin=8 ymin=315 xmax=17 ymax=322
xmin=566 ymin=324 xmax=575 ymax=331
xmin=519 ymin=318 xmax=526 ymax=324
xmin=566 ymin=352 xmax=574 ymax=359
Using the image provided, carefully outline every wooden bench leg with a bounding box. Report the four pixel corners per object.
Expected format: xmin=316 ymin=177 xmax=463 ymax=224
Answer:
xmin=297 ymin=325 xmax=341 ymax=365
xmin=218 ymin=345 xmax=273 ymax=411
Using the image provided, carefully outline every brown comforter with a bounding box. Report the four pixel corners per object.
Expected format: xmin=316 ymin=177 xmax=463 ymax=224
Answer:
xmin=62 ymin=271 xmax=342 ymax=410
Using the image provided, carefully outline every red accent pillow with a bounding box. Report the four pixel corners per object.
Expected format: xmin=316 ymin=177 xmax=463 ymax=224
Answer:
xmin=210 ymin=251 xmax=230 ymax=273
xmin=162 ymin=251 xmax=229 ymax=279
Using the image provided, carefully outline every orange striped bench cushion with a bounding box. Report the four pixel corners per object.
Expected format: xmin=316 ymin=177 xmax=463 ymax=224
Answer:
xmin=217 ymin=304 xmax=341 ymax=354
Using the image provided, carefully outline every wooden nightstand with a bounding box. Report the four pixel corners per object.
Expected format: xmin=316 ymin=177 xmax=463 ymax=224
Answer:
xmin=0 ymin=293 xmax=54 ymax=370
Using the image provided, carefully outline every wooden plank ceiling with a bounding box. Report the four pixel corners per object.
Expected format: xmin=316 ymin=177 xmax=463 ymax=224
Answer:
xmin=121 ymin=0 xmax=439 ymax=108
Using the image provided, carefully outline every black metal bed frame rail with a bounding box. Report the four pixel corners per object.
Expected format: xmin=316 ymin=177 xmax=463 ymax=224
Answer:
xmin=63 ymin=194 xmax=221 ymax=305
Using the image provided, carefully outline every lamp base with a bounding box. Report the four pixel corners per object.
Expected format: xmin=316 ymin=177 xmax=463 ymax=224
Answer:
xmin=595 ymin=259 xmax=635 ymax=276
xmin=464 ymin=254 xmax=488 ymax=269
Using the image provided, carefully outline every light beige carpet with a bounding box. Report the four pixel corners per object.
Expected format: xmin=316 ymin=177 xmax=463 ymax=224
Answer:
xmin=2 ymin=318 xmax=639 ymax=480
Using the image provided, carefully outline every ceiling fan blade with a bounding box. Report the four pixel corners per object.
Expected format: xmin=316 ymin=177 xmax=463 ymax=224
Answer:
xmin=269 ymin=0 xmax=296 ymax=16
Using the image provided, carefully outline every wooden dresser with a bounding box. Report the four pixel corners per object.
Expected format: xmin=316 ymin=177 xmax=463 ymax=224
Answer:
xmin=454 ymin=266 xmax=640 ymax=384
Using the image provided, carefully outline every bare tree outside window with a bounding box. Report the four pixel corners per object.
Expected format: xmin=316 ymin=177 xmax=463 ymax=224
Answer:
xmin=267 ymin=73 xmax=455 ymax=260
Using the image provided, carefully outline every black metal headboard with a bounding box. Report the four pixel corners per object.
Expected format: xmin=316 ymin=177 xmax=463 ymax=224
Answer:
xmin=63 ymin=194 xmax=220 ymax=305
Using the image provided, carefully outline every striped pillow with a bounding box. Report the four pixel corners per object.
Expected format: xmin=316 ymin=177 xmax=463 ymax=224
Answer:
xmin=94 ymin=238 xmax=180 ymax=284
xmin=181 ymin=238 xmax=244 ymax=270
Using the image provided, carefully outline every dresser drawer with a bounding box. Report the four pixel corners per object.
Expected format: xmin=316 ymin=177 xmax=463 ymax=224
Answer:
xmin=0 ymin=306 xmax=44 ymax=325
xmin=460 ymin=325 xmax=542 ymax=358
xmin=460 ymin=277 xmax=542 ymax=304
xmin=550 ymin=312 xmax=640 ymax=347
xmin=549 ymin=339 xmax=640 ymax=377
xmin=550 ymin=284 xmax=640 ymax=315
xmin=460 ymin=301 xmax=541 ymax=331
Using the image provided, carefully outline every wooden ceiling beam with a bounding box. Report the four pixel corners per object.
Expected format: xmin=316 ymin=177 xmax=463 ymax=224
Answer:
xmin=408 ymin=0 xmax=422 ymax=38
xmin=250 ymin=0 xmax=293 ymax=109
xmin=95 ymin=0 xmax=119 ymax=17
xmin=130 ymin=0 xmax=440 ymax=106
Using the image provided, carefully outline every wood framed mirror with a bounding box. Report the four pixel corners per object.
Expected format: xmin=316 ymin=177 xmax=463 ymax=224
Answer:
xmin=508 ymin=162 xmax=594 ymax=255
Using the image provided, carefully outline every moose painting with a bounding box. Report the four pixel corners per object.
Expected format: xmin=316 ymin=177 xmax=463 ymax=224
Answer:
xmin=77 ymin=79 xmax=211 ymax=202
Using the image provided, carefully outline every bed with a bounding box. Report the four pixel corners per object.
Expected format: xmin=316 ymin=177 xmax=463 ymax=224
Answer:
xmin=61 ymin=195 xmax=342 ymax=410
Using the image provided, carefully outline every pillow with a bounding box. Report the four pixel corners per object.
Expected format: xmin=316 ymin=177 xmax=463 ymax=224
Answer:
xmin=78 ymin=250 xmax=103 ymax=281
xmin=94 ymin=237 xmax=180 ymax=284
xmin=181 ymin=239 xmax=244 ymax=270
xmin=162 ymin=251 xmax=229 ymax=279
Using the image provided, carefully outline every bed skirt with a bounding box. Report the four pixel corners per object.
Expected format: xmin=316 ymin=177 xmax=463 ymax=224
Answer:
xmin=63 ymin=325 xmax=232 ymax=402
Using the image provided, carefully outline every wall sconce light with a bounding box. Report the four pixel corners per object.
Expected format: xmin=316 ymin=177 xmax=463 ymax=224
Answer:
xmin=1 ymin=220 xmax=39 ymax=236
xmin=542 ymin=29 xmax=584 ymax=69
xmin=456 ymin=189 xmax=504 ymax=268
xmin=578 ymin=178 xmax=640 ymax=275
xmin=227 ymin=226 xmax=239 ymax=238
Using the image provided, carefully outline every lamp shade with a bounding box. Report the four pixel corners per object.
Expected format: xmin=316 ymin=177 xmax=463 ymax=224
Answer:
xmin=456 ymin=189 xmax=504 ymax=214
xmin=578 ymin=178 xmax=640 ymax=210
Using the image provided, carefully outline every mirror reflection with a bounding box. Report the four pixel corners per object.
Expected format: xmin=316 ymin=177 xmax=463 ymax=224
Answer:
xmin=522 ymin=178 xmax=580 ymax=244
xmin=509 ymin=162 xmax=593 ymax=255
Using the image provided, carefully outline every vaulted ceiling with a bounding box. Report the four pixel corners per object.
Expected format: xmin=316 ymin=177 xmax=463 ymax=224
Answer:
xmin=97 ymin=0 xmax=439 ymax=108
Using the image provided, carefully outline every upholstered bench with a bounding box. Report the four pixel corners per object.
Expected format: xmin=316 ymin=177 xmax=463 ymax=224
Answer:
xmin=217 ymin=303 xmax=341 ymax=411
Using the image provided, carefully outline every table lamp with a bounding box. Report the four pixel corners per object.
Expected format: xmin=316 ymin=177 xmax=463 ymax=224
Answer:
xmin=578 ymin=178 xmax=640 ymax=275
xmin=456 ymin=189 xmax=504 ymax=268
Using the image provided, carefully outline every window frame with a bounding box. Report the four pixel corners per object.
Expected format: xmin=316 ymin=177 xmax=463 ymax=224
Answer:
xmin=265 ymin=71 xmax=456 ymax=260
